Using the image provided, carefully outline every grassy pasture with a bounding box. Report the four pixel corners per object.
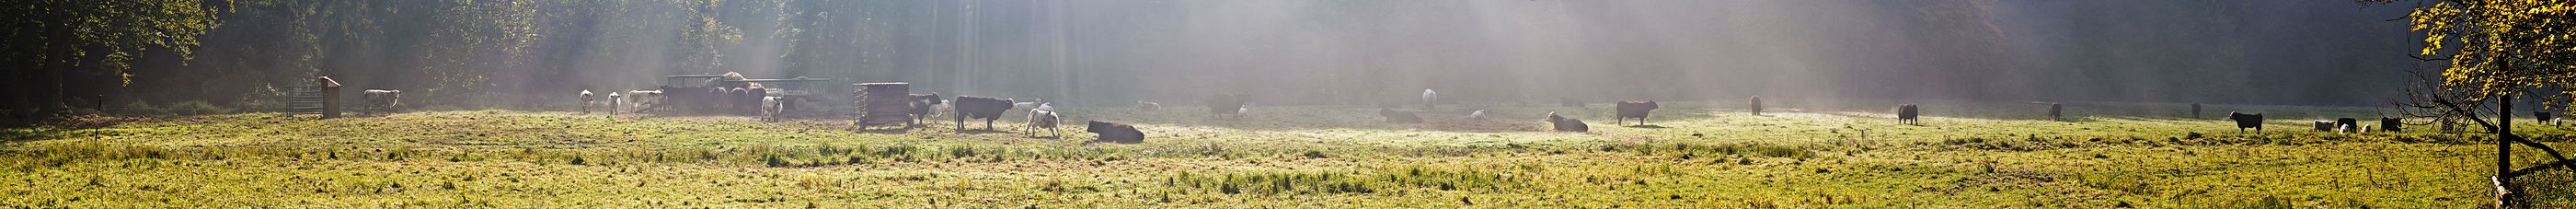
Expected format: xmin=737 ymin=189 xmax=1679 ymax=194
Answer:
xmin=3 ymin=99 xmax=2570 ymax=207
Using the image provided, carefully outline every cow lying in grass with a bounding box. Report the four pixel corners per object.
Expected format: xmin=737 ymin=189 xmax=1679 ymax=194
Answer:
xmin=1087 ymin=121 xmax=1144 ymax=144
xmin=1547 ymin=111 xmax=1588 ymax=133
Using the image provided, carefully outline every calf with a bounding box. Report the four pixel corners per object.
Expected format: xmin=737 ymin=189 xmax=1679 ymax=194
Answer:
xmin=2229 ymin=112 xmax=2263 ymax=134
xmin=1615 ymin=100 xmax=1659 ymax=125
xmin=2313 ymin=120 xmax=2336 ymax=132
xmin=1025 ymin=110 xmax=1061 ymax=137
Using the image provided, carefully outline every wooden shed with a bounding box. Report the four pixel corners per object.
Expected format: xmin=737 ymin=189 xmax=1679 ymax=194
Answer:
xmin=855 ymin=83 xmax=913 ymax=130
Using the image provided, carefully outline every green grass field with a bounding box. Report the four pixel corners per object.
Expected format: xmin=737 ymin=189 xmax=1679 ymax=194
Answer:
xmin=4 ymin=99 xmax=2570 ymax=207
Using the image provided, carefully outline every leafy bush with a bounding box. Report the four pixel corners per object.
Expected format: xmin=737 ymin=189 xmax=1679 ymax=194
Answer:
xmin=165 ymin=100 xmax=231 ymax=115
xmin=119 ymin=100 xmax=161 ymax=115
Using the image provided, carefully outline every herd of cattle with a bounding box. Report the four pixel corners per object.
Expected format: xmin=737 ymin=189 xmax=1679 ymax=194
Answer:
xmin=344 ymin=72 xmax=2521 ymax=144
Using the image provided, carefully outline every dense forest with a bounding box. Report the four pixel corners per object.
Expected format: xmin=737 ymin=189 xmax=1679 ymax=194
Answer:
xmin=7 ymin=0 xmax=2415 ymax=123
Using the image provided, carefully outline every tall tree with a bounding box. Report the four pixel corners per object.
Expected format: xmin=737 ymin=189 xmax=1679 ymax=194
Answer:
xmin=0 ymin=0 xmax=223 ymax=123
xmin=2373 ymin=0 xmax=2576 ymax=206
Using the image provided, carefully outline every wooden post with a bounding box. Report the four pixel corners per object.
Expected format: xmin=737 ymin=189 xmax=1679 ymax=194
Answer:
xmin=318 ymin=76 xmax=342 ymax=119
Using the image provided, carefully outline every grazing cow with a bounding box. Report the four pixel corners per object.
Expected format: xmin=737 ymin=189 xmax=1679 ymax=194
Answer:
xmin=2048 ymin=103 xmax=2064 ymax=122
xmin=761 ymin=96 xmax=785 ymax=122
xmin=1469 ymin=110 xmax=1488 ymax=120
xmin=2335 ymin=118 xmax=2359 ymax=134
xmin=581 ymin=89 xmax=596 ymax=113
xmin=626 ymin=90 xmax=664 ymax=113
xmin=361 ymin=89 xmax=401 ymax=114
xmin=1206 ymin=93 xmax=1251 ymax=119
xmin=1137 ymin=100 xmax=1161 ymax=111
xmin=2313 ymin=121 xmax=2337 ymax=132
xmin=2539 ymin=111 xmax=2558 ymax=125
xmin=952 ymin=96 xmax=1017 ymax=131
xmin=1381 ymin=109 xmax=1423 ymax=123
xmin=1615 ymin=100 xmax=1659 ymax=126
xmin=1895 ymin=104 xmax=1921 ymax=125
xmin=2381 ymin=118 xmax=2403 ymax=133
xmin=1749 ymin=96 xmax=1763 ymax=115
xmin=607 ymin=92 xmax=624 ymax=116
xmin=1421 ymin=89 xmax=1439 ymax=110
xmin=2191 ymin=103 xmax=2203 ymax=119
xmin=907 ymin=93 xmax=943 ymax=126
xmin=1547 ymin=111 xmax=1589 ymax=133
xmin=1025 ymin=110 xmax=1061 ymax=137
xmin=2228 ymin=112 xmax=2264 ymax=134
xmin=1087 ymin=121 xmax=1145 ymax=144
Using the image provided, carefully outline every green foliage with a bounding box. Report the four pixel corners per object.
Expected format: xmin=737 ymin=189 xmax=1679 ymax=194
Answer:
xmin=119 ymin=100 xmax=160 ymax=115
xmin=2391 ymin=0 xmax=2576 ymax=105
xmin=162 ymin=100 xmax=228 ymax=115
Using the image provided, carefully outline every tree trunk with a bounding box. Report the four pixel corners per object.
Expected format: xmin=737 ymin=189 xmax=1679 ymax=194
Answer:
xmin=2499 ymin=93 xmax=2516 ymax=205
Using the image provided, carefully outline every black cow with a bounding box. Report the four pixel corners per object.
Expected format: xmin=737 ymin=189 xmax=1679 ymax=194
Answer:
xmin=2048 ymin=103 xmax=2064 ymax=122
xmin=2380 ymin=118 xmax=2403 ymax=133
xmin=907 ymin=93 xmax=942 ymax=127
xmin=2229 ymin=112 xmax=2263 ymax=134
xmin=953 ymin=96 xmax=1016 ymax=131
xmin=1087 ymin=121 xmax=1146 ymax=144
xmin=2538 ymin=111 xmax=2558 ymax=125
xmin=2335 ymin=118 xmax=2359 ymax=133
xmin=1616 ymin=100 xmax=1659 ymax=126
xmin=1749 ymin=96 xmax=1764 ymax=115
xmin=1896 ymin=104 xmax=1921 ymax=125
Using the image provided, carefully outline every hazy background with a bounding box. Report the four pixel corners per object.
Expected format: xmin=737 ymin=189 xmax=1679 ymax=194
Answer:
xmin=119 ymin=0 xmax=2422 ymax=109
